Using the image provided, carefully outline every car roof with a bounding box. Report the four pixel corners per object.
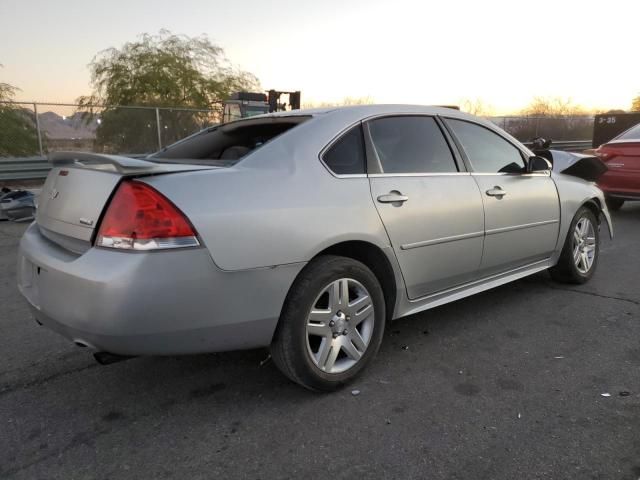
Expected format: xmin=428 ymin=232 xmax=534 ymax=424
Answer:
xmin=239 ymin=104 xmax=525 ymax=153
xmin=263 ymin=104 xmax=497 ymax=129
xmin=266 ymin=104 xmax=469 ymax=118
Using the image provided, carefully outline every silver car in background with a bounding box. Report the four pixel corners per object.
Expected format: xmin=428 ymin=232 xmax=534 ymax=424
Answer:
xmin=17 ymin=105 xmax=613 ymax=391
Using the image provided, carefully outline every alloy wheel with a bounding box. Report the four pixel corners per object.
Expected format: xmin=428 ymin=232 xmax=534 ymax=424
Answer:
xmin=572 ymin=217 xmax=596 ymax=274
xmin=305 ymin=278 xmax=375 ymax=374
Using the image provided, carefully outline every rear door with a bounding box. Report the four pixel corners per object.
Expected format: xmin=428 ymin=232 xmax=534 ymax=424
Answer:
xmin=444 ymin=118 xmax=560 ymax=277
xmin=366 ymin=115 xmax=484 ymax=299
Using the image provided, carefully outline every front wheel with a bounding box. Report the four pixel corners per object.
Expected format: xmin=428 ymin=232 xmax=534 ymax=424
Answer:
xmin=271 ymin=255 xmax=386 ymax=391
xmin=549 ymin=206 xmax=599 ymax=284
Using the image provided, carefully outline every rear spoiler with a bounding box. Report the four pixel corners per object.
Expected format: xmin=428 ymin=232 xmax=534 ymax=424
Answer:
xmin=48 ymin=152 xmax=160 ymax=175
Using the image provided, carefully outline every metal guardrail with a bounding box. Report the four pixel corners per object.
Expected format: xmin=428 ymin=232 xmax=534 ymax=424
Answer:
xmin=522 ymin=140 xmax=592 ymax=151
xmin=0 ymin=140 xmax=594 ymax=183
xmin=0 ymin=157 xmax=51 ymax=181
xmin=0 ymin=154 xmax=150 ymax=182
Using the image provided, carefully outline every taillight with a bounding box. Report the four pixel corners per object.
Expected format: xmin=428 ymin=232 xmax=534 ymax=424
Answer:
xmin=96 ymin=180 xmax=199 ymax=250
xmin=594 ymin=147 xmax=611 ymax=161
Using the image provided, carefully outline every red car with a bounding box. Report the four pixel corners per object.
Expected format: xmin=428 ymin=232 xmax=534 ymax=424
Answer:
xmin=596 ymin=123 xmax=640 ymax=210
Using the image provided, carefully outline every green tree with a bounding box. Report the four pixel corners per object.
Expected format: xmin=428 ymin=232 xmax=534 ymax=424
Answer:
xmin=632 ymin=95 xmax=640 ymax=112
xmin=0 ymin=67 xmax=40 ymax=157
xmin=78 ymin=30 xmax=260 ymax=153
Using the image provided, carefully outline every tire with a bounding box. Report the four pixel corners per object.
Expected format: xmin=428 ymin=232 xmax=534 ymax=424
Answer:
xmin=605 ymin=196 xmax=624 ymax=211
xmin=549 ymin=206 xmax=600 ymax=284
xmin=271 ymin=255 xmax=386 ymax=392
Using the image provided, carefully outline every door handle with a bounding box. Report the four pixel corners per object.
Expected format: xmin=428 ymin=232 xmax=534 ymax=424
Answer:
xmin=377 ymin=192 xmax=409 ymax=204
xmin=486 ymin=186 xmax=507 ymax=198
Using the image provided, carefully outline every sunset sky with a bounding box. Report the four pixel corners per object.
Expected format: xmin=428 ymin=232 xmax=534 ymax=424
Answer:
xmin=1 ymin=0 xmax=639 ymax=114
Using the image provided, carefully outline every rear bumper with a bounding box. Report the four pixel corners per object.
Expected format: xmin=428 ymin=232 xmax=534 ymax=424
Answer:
xmin=17 ymin=223 xmax=304 ymax=356
xmin=598 ymin=172 xmax=640 ymax=200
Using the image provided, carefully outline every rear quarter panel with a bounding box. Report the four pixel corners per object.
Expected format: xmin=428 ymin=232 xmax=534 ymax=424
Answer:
xmin=141 ymin=115 xmax=392 ymax=271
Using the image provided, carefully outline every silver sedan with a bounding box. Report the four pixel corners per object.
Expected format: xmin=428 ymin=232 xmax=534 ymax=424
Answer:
xmin=17 ymin=105 xmax=613 ymax=391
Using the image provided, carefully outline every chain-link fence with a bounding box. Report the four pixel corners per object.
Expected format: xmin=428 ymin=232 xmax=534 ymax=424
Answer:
xmin=0 ymin=101 xmax=219 ymax=159
xmin=488 ymin=115 xmax=594 ymax=142
xmin=0 ymin=102 xmax=595 ymax=161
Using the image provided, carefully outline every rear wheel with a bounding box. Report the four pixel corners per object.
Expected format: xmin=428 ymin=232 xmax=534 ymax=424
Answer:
xmin=549 ymin=206 xmax=599 ymax=284
xmin=605 ymin=196 xmax=624 ymax=211
xmin=271 ymin=255 xmax=386 ymax=391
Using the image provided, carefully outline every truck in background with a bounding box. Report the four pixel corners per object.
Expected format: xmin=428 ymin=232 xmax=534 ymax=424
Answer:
xmin=222 ymin=90 xmax=301 ymax=123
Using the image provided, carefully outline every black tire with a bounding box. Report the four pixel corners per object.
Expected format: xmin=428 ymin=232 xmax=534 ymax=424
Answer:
xmin=605 ymin=196 xmax=624 ymax=211
xmin=270 ymin=255 xmax=386 ymax=392
xmin=549 ymin=206 xmax=600 ymax=284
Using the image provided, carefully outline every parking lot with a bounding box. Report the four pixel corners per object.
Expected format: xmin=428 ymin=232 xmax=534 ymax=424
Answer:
xmin=0 ymin=205 xmax=638 ymax=479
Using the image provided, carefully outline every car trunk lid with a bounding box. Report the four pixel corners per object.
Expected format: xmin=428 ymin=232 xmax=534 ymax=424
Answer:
xmin=36 ymin=152 xmax=215 ymax=253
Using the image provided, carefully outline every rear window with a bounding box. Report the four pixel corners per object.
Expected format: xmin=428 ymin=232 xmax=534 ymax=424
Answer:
xmin=151 ymin=116 xmax=310 ymax=166
xmin=615 ymin=123 xmax=640 ymax=141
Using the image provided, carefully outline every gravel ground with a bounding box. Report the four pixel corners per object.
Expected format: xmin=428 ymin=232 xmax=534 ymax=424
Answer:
xmin=1 ymin=204 xmax=639 ymax=480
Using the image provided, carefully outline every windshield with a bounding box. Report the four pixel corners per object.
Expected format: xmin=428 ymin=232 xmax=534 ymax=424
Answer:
xmin=244 ymin=107 xmax=269 ymax=117
xmin=615 ymin=123 xmax=640 ymax=141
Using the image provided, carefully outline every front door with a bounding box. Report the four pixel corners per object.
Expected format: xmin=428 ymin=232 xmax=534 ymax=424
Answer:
xmin=445 ymin=118 xmax=560 ymax=276
xmin=366 ymin=115 xmax=485 ymax=299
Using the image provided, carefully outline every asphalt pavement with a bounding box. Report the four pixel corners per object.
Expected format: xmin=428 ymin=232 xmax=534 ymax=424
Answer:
xmin=1 ymin=205 xmax=639 ymax=480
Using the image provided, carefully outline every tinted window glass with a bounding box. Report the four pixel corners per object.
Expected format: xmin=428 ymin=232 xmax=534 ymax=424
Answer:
xmin=447 ymin=119 xmax=525 ymax=173
xmin=322 ymin=124 xmax=366 ymax=175
xmin=368 ymin=116 xmax=457 ymax=174
xmin=616 ymin=123 xmax=640 ymax=141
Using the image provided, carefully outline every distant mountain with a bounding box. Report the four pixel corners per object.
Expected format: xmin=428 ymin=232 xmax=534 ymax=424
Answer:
xmin=38 ymin=111 xmax=97 ymax=140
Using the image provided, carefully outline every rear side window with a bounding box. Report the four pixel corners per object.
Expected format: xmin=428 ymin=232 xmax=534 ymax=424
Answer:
xmin=447 ymin=119 xmax=525 ymax=173
xmin=322 ymin=124 xmax=366 ymax=175
xmin=367 ymin=116 xmax=457 ymax=174
xmin=616 ymin=123 xmax=640 ymax=141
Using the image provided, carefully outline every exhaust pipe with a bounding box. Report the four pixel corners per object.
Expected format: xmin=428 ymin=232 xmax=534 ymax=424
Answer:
xmin=93 ymin=351 xmax=136 ymax=365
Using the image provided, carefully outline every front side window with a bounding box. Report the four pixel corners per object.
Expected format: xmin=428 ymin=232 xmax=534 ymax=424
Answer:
xmin=616 ymin=123 xmax=640 ymax=141
xmin=322 ymin=124 xmax=366 ymax=175
xmin=367 ymin=116 xmax=457 ymax=174
xmin=446 ymin=119 xmax=525 ymax=173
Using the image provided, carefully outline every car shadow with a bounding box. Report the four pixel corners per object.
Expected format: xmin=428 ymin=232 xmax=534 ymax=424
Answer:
xmin=88 ymin=267 xmax=552 ymax=400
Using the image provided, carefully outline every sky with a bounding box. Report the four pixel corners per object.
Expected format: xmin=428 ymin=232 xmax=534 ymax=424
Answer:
xmin=1 ymin=0 xmax=639 ymax=114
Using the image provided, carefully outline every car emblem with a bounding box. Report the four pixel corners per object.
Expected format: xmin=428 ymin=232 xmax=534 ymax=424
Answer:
xmin=49 ymin=189 xmax=59 ymax=200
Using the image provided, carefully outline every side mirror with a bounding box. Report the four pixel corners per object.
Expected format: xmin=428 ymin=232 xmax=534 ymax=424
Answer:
xmin=527 ymin=156 xmax=552 ymax=173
